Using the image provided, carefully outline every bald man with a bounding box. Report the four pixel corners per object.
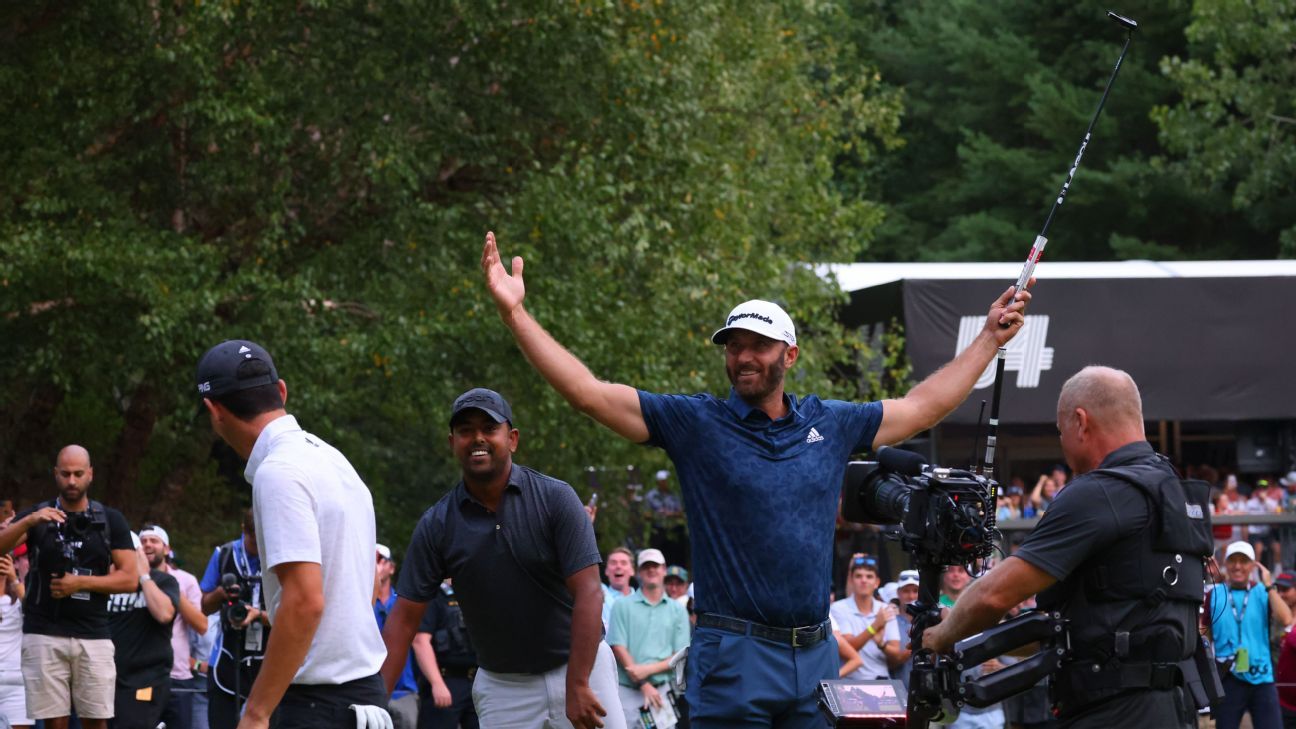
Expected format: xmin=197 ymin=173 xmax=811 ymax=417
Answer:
xmin=0 ymin=445 xmax=137 ymax=729
xmin=923 ymin=367 xmax=1214 ymax=728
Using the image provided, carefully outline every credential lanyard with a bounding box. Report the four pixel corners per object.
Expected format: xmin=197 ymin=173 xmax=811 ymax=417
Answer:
xmin=1229 ymin=587 xmax=1251 ymax=638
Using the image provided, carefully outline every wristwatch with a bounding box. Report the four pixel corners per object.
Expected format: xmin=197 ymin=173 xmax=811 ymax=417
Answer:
xmin=139 ymin=574 xmax=153 ymax=586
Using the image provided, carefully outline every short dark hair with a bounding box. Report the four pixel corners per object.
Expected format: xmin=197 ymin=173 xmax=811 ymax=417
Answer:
xmin=849 ymin=556 xmax=879 ymax=578
xmin=213 ymin=360 xmax=283 ymax=421
xmin=242 ymin=507 xmax=255 ymax=535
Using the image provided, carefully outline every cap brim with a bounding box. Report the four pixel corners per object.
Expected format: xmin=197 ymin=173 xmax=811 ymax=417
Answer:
xmin=450 ymin=406 xmax=509 ymax=427
xmin=710 ymin=323 xmax=787 ymax=345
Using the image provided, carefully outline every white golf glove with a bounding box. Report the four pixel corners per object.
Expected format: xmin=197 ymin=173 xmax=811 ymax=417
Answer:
xmin=349 ymin=704 xmax=393 ymax=729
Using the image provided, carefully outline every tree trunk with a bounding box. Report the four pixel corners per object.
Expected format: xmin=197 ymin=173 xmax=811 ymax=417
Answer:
xmin=104 ymin=383 xmax=158 ymax=518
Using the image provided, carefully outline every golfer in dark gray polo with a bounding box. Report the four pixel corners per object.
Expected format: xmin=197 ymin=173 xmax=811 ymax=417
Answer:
xmin=378 ymin=388 xmax=624 ymax=729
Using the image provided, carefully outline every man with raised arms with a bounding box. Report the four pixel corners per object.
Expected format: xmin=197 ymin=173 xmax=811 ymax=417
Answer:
xmin=478 ymin=231 xmax=1032 ymax=727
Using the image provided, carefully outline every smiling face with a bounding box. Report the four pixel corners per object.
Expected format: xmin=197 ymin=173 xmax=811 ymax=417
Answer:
xmin=722 ymin=330 xmax=796 ymax=404
xmin=449 ymin=410 xmax=518 ymax=483
xmin=605 ymin=550 xmax=634 ymax=590
xmin=664 ymin=576 xmax=688 ymax=599
xmin=898 ymin=584 xmax=919 ymax=606
xmin=140 ymin=534 xmax=167 ymax=569
xmin=942 ymin=565 xmax=971 ymax=595
xmin=1226 ymin=553 xmax=1254 ymax=588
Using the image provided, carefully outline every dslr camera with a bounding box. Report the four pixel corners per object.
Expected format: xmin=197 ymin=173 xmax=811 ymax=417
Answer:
xmin=49 ymin=509 xmax=107 ymax=578
xmin=220 ymin=572 xmax=260 ymax=629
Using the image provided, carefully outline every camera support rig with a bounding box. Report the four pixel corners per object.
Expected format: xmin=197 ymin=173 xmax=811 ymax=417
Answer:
xmin=839 ymin=350 xmax=1075 ymax=727
xmin=907 ymin=574 xmax=1072 ymax=726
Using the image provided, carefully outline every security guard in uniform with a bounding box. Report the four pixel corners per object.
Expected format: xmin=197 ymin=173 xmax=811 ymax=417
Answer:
xmin=412 ymin=580 xmax=478 ymax=729
xmin=924 ymin=366 xmax=1220 ymax=727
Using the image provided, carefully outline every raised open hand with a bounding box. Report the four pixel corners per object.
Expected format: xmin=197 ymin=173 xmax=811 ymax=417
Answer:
xmin=481 ymin=231 xmax=526 ymax=319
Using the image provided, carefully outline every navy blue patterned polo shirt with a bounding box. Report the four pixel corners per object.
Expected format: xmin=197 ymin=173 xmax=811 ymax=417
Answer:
xmin=638 ymin=388 xmax=882 ymax=627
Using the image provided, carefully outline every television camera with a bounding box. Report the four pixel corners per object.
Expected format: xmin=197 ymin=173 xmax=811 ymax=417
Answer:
xmin=832 ymin=446 xmax=1071 ymax=728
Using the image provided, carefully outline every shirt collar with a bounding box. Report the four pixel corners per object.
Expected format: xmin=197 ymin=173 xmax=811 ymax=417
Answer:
xmin=244 ymin=414 xmax=301 ymax=483
xmin=724 ymin=388 xmax=801 ymax=424
xmin=632 ymin=588 xmax=666 ymax=606
xmin=1095 ymin=440 xmax=1156 ymax=469
xmin=455 ymin=464 xmax=525 ymax=508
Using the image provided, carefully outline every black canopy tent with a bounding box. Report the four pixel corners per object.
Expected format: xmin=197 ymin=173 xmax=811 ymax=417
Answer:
xmin=825 ymin=260 xmax=1296 ymax=473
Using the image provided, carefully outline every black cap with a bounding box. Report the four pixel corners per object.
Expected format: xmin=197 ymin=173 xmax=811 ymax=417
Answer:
xmin=450 ymin=388 xmax=514 ymax=427
xmin=196 ymin=340 xmax=279 ymax=400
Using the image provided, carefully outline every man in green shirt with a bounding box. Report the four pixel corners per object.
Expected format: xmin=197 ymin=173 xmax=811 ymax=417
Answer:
xmin=608 ymin=548 xmax=690 ymax=728
xmin=939 ymin=564 xmax=971 ymax=609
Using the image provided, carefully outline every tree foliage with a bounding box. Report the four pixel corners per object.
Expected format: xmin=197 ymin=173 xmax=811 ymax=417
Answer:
xmin=0 ymin=1 xmax=903 ymax=557
xmin=851 ymin=0 xmax=1284 ymax=262
xmin=1153 ymin=0 xmax=1296 ymax=256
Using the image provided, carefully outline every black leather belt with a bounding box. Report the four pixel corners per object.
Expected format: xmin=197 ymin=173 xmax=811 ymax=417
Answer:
xmin=440 ymin=666 xmax=477 ymax=680
xmin=697 ymin=613 xmax=830 ymax=648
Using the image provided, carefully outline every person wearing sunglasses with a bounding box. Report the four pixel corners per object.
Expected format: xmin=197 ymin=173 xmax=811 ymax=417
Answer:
xmin=830 ymin=557 xmax=900 ymax=682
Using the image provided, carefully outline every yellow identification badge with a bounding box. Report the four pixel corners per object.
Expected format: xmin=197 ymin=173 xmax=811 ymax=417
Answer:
xmin=135 ymin=686 xmax=153 ymax=702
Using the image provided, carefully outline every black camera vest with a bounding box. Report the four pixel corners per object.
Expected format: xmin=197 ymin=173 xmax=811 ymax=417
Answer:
xmin=1044 ymin=455 xmax=1214 ymax=714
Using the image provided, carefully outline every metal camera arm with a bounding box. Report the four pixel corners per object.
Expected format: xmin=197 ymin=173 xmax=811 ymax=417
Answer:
xmin=908 ymin=600 xmax=1071 ymax=726
xmin=950 ymin=610 xmax=1070 ymax=708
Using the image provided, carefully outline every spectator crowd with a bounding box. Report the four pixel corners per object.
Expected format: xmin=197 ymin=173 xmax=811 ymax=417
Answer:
xmin=5 ymin=438 xmax=1296 ymax=729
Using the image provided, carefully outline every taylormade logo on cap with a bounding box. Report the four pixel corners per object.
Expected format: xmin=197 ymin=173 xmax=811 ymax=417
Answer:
xmin=711 ymin=299 xmax=797 ymax=346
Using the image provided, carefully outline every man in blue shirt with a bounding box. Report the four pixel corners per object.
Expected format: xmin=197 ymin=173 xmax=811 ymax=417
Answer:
xmin=1209 ymin=540 xmax=1292 ymax=729
xmin=373 ymin=544 xmax=418 ymax=729
xmin=197 ymin=510 xmax=267 ymax=729
xmin=480 ymin=231 xmax=1033 ymax=726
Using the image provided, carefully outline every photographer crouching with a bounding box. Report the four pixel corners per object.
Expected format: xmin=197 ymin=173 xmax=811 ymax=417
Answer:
xmin=0 ymin=445 xmax=138 ymax=729
xmin=921 ymin=367 xmax=1214 ymax=728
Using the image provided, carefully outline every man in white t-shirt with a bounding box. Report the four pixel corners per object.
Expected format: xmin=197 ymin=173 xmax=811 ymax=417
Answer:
xmin=197 ymin=339 xmax=391 ymax=729
xmin=829 ymin=557 xmax=901 ymax=681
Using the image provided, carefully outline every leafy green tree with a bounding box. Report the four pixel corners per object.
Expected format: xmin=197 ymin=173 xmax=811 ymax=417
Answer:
xmin=850 ymin=0 xmax=1280 ymax=263
xmin=1 ymin=1 xmax=904 ymax=557
xmin=1153 ymin=0 xmax=1296 ymax=257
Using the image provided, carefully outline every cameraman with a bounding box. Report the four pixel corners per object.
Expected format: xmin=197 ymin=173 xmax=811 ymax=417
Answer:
xmin=198 ymin=509 xmax=268 ymax=729
xmin=924 ymin=366 xmax=1211 ymax=728
xmin=0 ymin=445 xmax=137 ymax=729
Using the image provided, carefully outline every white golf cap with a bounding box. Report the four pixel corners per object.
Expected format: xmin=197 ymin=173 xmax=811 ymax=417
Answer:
xmin=376 ymin=544 xmax=392 ymax=560
xmin=637 ymin=548 xmax=666 ymax=568
xmin=655 ymin=470 xmax=670 ymax=481
xmin=711 ymin=299 xmax=796 ymax=346
xmin=1281 ymin=471 xmax=1296 ymax=487
xmin=879 ymin=582 xmax=898 ymax=604
xmin=897 ymin=569 xmax=920 ymax=589
xmin=130 ymin=531 xmax=142 ymax=550
xmin=1225 ymin=541 xmax=1256 ymax=561
xmin=139 ymin=525 xmax=170 ymax=547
